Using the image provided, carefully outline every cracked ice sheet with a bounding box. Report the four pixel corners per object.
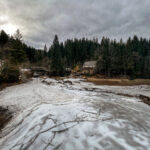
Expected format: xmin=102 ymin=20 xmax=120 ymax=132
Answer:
xmin=0 ymin=78 xmax=150 ymax=150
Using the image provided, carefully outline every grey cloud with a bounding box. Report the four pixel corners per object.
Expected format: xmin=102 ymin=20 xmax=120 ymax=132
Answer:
xmin=0 ymin=0 xmax=150 ymax=48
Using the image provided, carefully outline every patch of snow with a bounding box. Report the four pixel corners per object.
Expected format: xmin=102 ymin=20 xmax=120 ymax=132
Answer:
xmin=0 ymin=78 xmax=150 ymax=150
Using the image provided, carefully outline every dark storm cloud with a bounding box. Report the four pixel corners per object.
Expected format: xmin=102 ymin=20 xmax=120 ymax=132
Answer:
xmin=0 ymin=0 xmax=150 ymax=48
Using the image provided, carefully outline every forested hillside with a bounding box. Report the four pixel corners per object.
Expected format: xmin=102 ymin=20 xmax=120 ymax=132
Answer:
xmin=1 ymin=29 xmax=150 ymax=80
xmin=96 ymin=37 xmax=150 ymax=78
xmin=49 ymin=35 xmax=150 ymax=78
xmin=0 ymin=30 xmax=46 ymax=82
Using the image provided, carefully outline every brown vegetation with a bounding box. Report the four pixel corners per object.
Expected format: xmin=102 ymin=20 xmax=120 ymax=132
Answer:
xmin=87 ymin=77 xmax=150 ymax=86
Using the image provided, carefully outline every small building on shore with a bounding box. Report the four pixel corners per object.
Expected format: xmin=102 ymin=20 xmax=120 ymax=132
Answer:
xmin=82 ymin=61 xmax=97 ymax=75
xmin=30 ymin=67 xmax=49 ymax=77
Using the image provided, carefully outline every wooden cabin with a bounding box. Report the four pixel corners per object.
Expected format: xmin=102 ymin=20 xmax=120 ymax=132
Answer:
xmin=82 ymin=61 xmax=96 ymax=75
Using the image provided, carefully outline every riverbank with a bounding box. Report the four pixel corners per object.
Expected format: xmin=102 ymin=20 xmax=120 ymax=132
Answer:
xmin=86 ymin=77 xmax=150 ymax=86
xmin=0 ymin=79 xmax=31 ymax=91
xmin=0 ymin=82 xmax=21 ymax=132
xmin=0 ymin=82 xmax=21 ymax=91
xmin=0 ymin=107 xmax=12 ymax=132
xmin=0 ymin=81 xmax=29 ymax=131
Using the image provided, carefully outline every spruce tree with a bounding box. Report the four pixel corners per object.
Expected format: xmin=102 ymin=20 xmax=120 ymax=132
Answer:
xmin=50 ymin=35 xmax=65 ymax=76
xmin=0 ymin=30 xmax=9 ymax=46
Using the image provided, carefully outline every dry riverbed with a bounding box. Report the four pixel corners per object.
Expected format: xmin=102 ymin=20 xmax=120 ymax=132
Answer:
xmin=0 ymin=77 xmax=150 ymax=150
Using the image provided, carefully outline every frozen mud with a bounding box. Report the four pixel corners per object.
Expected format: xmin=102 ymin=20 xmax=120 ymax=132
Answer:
xmin=0 ymin=78 xmax=150 ymax=150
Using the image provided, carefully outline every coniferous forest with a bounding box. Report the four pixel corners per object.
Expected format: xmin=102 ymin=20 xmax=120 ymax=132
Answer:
xmin=0 ymin=30 xmax=150 ymax=82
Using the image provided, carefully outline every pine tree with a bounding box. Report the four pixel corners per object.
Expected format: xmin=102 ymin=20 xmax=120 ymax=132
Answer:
xmin=50 ymin=35 xmax=65 ymax=76
xmin=0 ymin=30 xmax=9 ymax=46
xmin=10 ymin=34 xmax=27 ymax=64
xmin=44 ymin=44 xmax=47 ymax=57
xmin=13 ymin=29 xmax=22 ymax=41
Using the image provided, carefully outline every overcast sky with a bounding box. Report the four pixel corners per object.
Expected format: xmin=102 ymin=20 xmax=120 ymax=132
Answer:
xmin=0 ymin=0 xmax=150 ymax=48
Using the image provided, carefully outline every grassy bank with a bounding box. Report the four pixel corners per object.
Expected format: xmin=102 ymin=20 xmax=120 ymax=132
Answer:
xmin=87 ymin=77 xmax=150 ymax=86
